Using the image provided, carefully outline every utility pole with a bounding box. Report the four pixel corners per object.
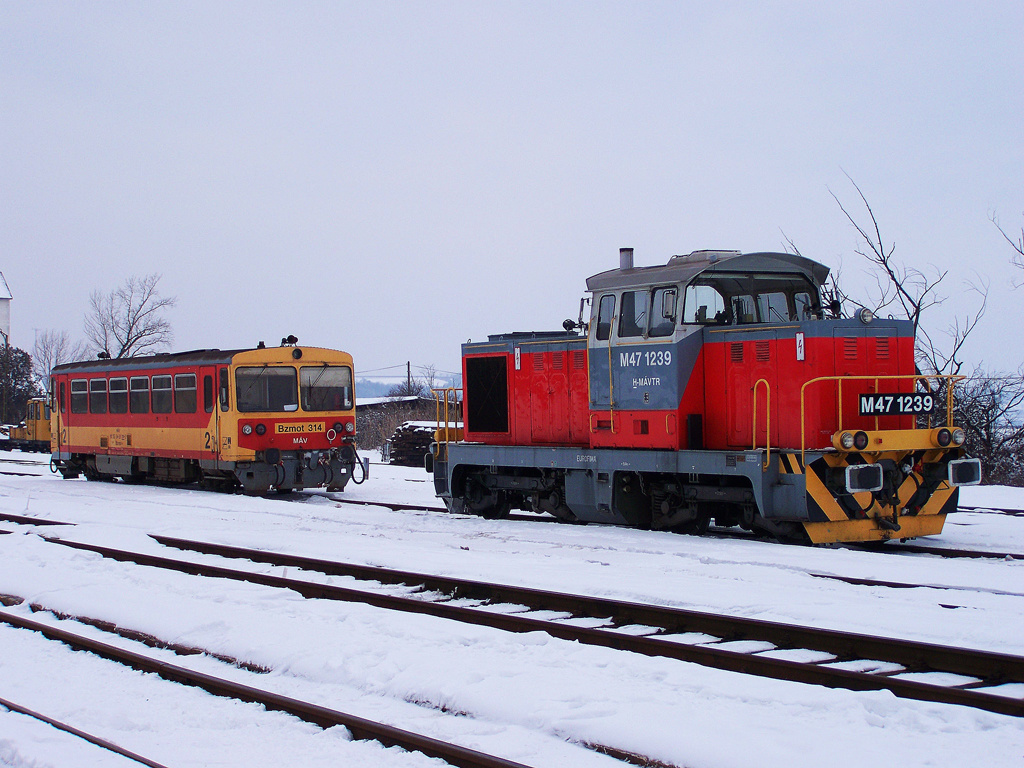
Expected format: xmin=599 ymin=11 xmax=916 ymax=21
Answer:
xmin=407 ymin=361 xmax=412 ymax=393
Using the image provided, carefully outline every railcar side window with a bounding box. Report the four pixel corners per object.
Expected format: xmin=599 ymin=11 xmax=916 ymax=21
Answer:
xmin=235 ymin=366 xmax=298 ymax=413
xmin=89 ymin=379 xmax=107 ymax=414
xmin=300 ymin=365 xmax=353 ymax=411
xmin=71 ymin=380 xmax=87 ymax=414
xmin=596 ymin=295 xmax=615 ymax=341
xmin=174 ymin=374 xmax=197 ymax=413
xmin=618 ymin=290 xmax=649 ymax=338
xmin=130 ymin=377 xmax=150 ymax=414
xmin=109 ymin=378 xmax=128 ymax=414
xmin=219 ymin=368 xmax=229 ymax=411
xmin=59 ymin=382 xmax=66 ymax=414
xmin=152 ymin=376 xmax=173 ymax=414
xmin=203 ymin=375 xmax=214 ymax=413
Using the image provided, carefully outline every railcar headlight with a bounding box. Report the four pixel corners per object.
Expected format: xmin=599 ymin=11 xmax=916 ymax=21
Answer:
xmin=255 ymin=423 xmax=267 ymax=436
xmin=951 ymin=428 xmax=966 ymax=446
xmin=935 ymin=428 xmax=952 ymax=447
xmin=345 ymin=422 xmax=355 ymax=433
xmin=853 ymin=431 xmax=869 ymax=451
xmin=857 ymin=307 xmax=874 ymax=324
xmin=840 ymin=432 xmax=855 ymax=449
xmin=242 ymin=424 xmax=253 ymax=436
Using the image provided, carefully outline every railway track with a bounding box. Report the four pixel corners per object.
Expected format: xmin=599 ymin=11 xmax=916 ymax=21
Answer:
xmin=35 ymin=532 xmax=1024 ymax=719
xmin=0 ymin=605 xmax=536 ymax=768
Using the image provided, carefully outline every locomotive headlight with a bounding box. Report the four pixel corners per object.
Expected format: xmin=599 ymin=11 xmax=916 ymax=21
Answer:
xmin=840 ymin=432 xmax=855 ymax=449
xmin=255 ymin=423 xmax=267 ymax=436
xmin=857 ymin=307 xmax=875 ymax=324
xmin=853 ymin=431 xmax=870 ymax=451
xmin=345 ymin=422 xmax=355 ymax=433
xmin=242 ymin=424 xmax=253 ymax=436
xmin=935 ymin=428 xmax=952 ymax=447
xmin=951 ymin=428 xmax=966 ymax=446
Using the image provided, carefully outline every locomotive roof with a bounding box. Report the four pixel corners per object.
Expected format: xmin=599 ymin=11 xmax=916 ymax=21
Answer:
xmin=585 ymin=250 xmax=831 ymax=292
xmin=50 ymin=346 xmax=349 ymax=375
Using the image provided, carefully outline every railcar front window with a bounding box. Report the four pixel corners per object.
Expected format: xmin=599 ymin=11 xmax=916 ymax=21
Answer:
xmin=300 ymin=365 xmax=353 ymax=411
xmin=152 ymin=376 xmax=173 ymax=414
xmin=235 ymin=366 xmax=298 ymax=413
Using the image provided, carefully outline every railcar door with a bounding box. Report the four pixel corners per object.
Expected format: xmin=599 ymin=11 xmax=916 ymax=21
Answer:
xmin=200 ymin=368 xmax=219 ymax=463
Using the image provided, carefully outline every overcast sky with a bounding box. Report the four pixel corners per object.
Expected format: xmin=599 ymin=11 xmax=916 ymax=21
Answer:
xmin=3 ymin=2 xmax=1022 ymax=383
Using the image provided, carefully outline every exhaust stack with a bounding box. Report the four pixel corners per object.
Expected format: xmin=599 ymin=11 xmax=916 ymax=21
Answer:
xmin=619 ymin=247 xmax=634 ymax=270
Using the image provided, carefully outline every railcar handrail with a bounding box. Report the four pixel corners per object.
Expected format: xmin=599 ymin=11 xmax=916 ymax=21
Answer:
xmin=752 ymin=378 xmax=771 ymax=469
xmin=799 ymin=373 xmax=965 ymax=464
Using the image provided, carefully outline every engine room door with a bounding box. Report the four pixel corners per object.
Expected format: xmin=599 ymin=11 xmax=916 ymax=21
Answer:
xmin=725 ymin=333 xmax=779 ymax=449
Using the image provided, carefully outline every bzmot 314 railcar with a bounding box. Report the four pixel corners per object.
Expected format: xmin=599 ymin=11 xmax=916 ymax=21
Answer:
xmin=430 ymin=249 xmax=982 ymax=544
xmin=50 ymin=344 xmax=361 ymax=493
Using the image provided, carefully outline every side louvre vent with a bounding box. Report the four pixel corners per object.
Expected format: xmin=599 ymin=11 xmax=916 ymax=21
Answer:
xmin=875 ymin=338 xmax=890 ymax=359
xmin=551 ymin=352 xmax=564 ymax=370
xmin=572 ymin=350 xmax=586 ymax=369
xmin=533 ymin=354 xmax=545 ymax=371
xmin=843 ymin=337 xmax=858 ymax=360
xmin=755 ymin=341 xmax=770 ymax=362
xmin=730 ymin=343 xmax=744 ymax=363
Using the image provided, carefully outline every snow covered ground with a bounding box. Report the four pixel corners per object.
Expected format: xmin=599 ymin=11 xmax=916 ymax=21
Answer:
xmin=0 ymin=448 xmax=1022 ymax=767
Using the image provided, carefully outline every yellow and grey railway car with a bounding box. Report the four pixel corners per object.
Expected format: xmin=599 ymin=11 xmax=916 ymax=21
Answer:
xmin=7 ymin=397 xmax=52 ymax=452
xmin=50 ymin=344 xmax=361 ymax=493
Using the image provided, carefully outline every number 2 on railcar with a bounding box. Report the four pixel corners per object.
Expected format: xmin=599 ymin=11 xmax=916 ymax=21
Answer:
xmin=50 ymin=344 xmax=362 ymax=493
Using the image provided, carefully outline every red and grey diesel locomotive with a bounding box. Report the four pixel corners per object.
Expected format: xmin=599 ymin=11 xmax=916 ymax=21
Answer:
xmin=50 ymin=344 xmax=361 ymax=493
xmin=430 ymin=248 xmax=982 ymax=544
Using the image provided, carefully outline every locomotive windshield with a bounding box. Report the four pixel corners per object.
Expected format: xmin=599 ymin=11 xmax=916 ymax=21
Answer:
xmin=235 ymin=366 xmax=298 ymax=412
xmin=682 ymin=272 xmax=821 ymax=325
xmin=300 ymin=365 xmax=353 ymax=411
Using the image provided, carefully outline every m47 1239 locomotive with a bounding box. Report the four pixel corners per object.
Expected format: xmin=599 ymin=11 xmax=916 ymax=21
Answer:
xmin=430 ymin=248 xmax=981 ymax=544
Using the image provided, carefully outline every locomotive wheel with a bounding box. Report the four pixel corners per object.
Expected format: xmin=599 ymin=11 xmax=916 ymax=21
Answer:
xmin=477 ymin=493 xmax=511 ymax=520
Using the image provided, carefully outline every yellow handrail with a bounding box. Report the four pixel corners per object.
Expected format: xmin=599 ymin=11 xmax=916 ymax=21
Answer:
xmin=432 ymin=387 xmax=462 ymax=460
xmin=752 ymin=378 xmax=771 ymax=469
xmin=799 ymin=373 xmax=964 ymax=464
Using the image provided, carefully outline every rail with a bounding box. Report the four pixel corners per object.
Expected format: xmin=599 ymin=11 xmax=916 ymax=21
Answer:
xmin=799 ymin=374 xmax=964 ymax=464
xmin=752 ymin=379 xmax=771 ymax=469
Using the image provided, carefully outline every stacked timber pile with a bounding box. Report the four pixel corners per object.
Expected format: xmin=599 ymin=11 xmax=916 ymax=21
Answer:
xmin=386 ymin=421 xmax=439 ymax=467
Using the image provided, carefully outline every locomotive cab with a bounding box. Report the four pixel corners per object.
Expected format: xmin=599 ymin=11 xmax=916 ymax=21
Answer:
xmin=434 ymin=248 xmax=981 ymax=544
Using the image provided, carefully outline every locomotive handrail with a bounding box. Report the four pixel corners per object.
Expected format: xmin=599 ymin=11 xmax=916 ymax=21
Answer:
xmin=799 ymin=373 xmax=965 ymax=464
xmin=432 ymin=387 xmax=463 ymax=461
xmin=752 ymin=378 xmax=771 ymax=469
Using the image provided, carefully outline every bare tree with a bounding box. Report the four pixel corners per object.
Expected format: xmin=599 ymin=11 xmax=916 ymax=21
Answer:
xmin=954 ymin=366 xmax=1024 ymax=486
xmin=84 ymin=274 xmax=176 ymax=359
xmin=830 ymin=176 xmax=986 ymax=376
xmin=991 ymin=210 xmax=1024 ymax=277
xmin=32 ymin=329 xmax=88 ymax=387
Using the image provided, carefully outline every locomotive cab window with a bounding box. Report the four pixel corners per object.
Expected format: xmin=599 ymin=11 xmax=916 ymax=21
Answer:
xmin=300 ymin=365 xmax=353 ymax=411
xmin=152 ymin=376 xmax=173 ymax=413
xmin=595 ymin=295 xmax=615 ymax=341
xmin=130 ymin=377 xmax=150 ymax=414
xmin=174 ymin=374 xmax=197 ymax=413
xmin=109 ymin=378 xmax=128 ymax=414
xmin=89 ymin=379 xmax=108 ymax=414
xmin=617 ymin=290 xmax=650 ymax=338
xmin=235 ymin=366 xmax=298 ymax=413
xmin=683 ymin=272 xmax=821 ymax=325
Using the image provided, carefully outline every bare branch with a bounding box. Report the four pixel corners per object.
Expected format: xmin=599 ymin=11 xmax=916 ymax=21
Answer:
xmin=84 ymin=274 xmax=177 ymax=358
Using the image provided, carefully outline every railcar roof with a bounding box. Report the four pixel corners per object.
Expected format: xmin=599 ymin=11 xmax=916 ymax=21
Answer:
xmin=585 ymin=250 xmax=831 ymax=292
xmin=50 ymin=346 xmax=350 ymax=375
